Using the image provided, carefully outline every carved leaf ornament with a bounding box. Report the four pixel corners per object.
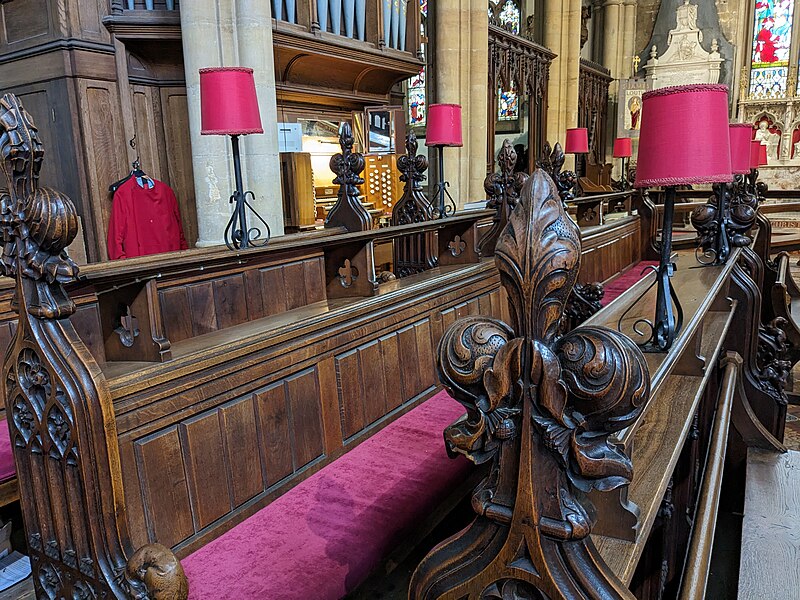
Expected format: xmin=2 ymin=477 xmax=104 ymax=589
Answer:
xmin=412 ymin=170 xmax=649 ymax=599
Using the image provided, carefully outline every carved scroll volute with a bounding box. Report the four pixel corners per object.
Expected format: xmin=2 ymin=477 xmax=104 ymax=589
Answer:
xmin=325 ymin=122 xmax=372 ymax=232
xmin=411 ymin=170 xmax=649 ymax=599
xmin=478 ymin=140 xmax=528 ymax=258
xmin=0 ymin=93 xmax=187 ymax=600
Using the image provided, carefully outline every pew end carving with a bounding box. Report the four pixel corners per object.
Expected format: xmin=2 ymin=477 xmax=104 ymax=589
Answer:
xmin=0 ymin=93 xmax=188 ymax=599
xmin=411 ymin=169 xmax=649 ymax=599
xmin=479 ymin=139 xmax=528 ymax=258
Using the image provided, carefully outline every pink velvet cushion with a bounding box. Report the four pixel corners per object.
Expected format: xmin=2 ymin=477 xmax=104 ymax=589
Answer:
xmin=602 ymin=261 xmax=660 ymax=306
xmin=183 ymin=390 xmax=470 ymax=600
xmin=0 ymin=420 xmax=15 ymax=482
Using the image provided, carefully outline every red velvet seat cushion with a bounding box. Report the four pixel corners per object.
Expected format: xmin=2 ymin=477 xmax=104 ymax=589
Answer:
xmin=602 ymin=261 xmax=659 ymax=306
xmin=183 ymin=390 xmax=469 ymax=600
xmin=0 ymin=420 xmax=15 ymax=483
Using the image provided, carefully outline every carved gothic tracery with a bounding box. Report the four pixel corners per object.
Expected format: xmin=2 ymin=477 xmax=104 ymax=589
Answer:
xmin=392 ymin=133 xmax=437 ymax=277
xmin=411 ymin=170 xmax=649 ymax=599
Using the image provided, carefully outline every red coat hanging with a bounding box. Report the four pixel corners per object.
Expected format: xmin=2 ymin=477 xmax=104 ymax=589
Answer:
xmin=107 ymin=177 xmax=189 ymax=260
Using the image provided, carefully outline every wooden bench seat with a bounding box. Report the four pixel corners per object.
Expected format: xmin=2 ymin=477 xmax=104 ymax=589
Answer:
xmin=181 ymin=390 xmax=469 ymax=599
xmin=738 ymin=448 xmax=800 ymax=600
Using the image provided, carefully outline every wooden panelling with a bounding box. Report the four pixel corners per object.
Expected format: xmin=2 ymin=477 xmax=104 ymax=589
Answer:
xmin=178 ymin=412 xmax=229 ymax=530
xmin=335 ymin=317 xmax=436 ymax=442
xmin=219 ymin=398 xmax=263 ymax=508
xmin=255 ymin=384 xmax=294 ymax=485
xmin=70 ymin=304 xmax=107 ymax=364
xmin=285 ymin=369 xmax=325 ymax=468
xmin=78 ymin=80 xmax=128 ymax=262
xmin=160 ymin=88 xmax=197 ymax=247
xmin=1 ymin=2 xmax=51 ymax=47
xmin=125 ymin=365 xmax=326 ymax=548
xmin=158 ymin=256 xmax=327 ymax=342
xmin=580 ymin=218 xmax=642 ymax=284
xmin=134 ymin=427 xmax=194 ymax=548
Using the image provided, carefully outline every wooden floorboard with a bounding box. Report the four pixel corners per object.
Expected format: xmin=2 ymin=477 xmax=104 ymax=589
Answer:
xmin=738 ymin=448 xmax=800 ymax=600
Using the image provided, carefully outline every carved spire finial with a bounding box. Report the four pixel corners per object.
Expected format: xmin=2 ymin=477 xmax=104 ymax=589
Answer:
xmin=325 ymin=122 xmax=371 ymax=232
xmin=411 ymin=170 xmax=649 ymax=599
xmin=392 ymin=132 xmax=436 ymax=276
xmin=479 ymin=139 xmax=528 ymax=257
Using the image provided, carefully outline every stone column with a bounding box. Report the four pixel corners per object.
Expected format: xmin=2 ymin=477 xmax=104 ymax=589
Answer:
xmin=181 ymin=0 xmax=284 ymax=248
xmin=235 ymin=0 xmax=284 ymax=237
xmin=434 ymin=0 xmax=488 ymax=207
xmin=544 ymin=0 xmax=583 ymax=169
xmin=601 ymin=0 xmax=623 ymax=79
xmin=622 ymin=0 xmax=637 ymax=80
xmin=468 ymin=0 xmax=489 ymax=203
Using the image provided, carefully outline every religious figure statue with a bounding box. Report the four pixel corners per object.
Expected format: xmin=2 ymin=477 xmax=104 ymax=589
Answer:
xmin=754 ymin=120 xmax=780 ymax=162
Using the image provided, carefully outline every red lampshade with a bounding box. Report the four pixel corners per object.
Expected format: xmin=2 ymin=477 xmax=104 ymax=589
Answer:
xmin=613 ymin=137 xmax=633 ymax=158
xmin=426 ymin=104 xmax=463 ymax=147
xmin=729 ymin=123 xmax=752 ymax=174
xmin=565 ymin=128 xmax=589 ymax=154
xmin=200 ymin=67 xmax=263 ymax=136
xmin=634 ymin=84 xmax=731 ymax=188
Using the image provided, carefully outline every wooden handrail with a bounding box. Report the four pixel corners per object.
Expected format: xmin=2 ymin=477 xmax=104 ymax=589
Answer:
xmin=678 ymin=352 xmax=740 ymax=600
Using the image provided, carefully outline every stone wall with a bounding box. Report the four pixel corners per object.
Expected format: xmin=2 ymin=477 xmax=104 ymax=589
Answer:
xmin=635 ymin=0 xmax=744 ymax=68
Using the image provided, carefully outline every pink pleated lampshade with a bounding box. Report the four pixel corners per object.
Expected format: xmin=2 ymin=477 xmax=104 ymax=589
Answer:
xmin=634 ymin=84 xmax=731 ymax=188
xmin=426 ymin=104 xmax=463 ymax=147
xmin=565 ymin=128 xmax=589 ymax=154
xmin=729 ymin=124 xmax=752 ymax=174
xmin=613 ymin=137 xmax=633 ymax=158
xmin=750 ymin=140 xmax=768 ymax=168
xmin=200 ymin=67 xmax=263 ymax=136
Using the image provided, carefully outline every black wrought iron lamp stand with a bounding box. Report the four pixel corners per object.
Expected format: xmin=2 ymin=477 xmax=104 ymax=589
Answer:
xmin=619 ymin=186 xmax=684 ymax=352
xmin=432 ymin=147 xmax=457 ymax=219
xmin=224 ymin=134 xmax=271 ymax=251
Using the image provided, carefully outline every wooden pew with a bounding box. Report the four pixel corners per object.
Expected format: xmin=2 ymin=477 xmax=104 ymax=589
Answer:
xmin=410 ymin=170 xmax=786 ymax=599
xmin=0 ymin=92 xmax=659 ymax=599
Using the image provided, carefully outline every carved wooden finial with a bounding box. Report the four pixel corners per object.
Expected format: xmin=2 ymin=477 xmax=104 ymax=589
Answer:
xmin=393 ymin=131 xmax=432 ymax=225
xmin=0 ymin=93 xmax=188 ymax=600
xmin=478 ymin=139 xmax=528 ymax=257
xmin=392 ymin=132 xmax=437 ymax=276
xmin=411 ymin=169 xmax=650 ymax=599
xmin=325 ymin=122 xmax=372 ymax=232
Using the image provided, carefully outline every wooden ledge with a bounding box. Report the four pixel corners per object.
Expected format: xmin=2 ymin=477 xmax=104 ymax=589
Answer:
xmin=592 ymin=303 xmax=737 ymax=584
xmin=105 ymin=259 xmax=498 ymax=404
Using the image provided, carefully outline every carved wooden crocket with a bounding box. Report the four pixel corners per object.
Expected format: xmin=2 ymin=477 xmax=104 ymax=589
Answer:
xmin=479 ymin=139 xmax=528 ymax=258
xmin=410 ymin=170 xmax=650 ymax=599
xmin=0 ymin=93 xmax=188 ymax=600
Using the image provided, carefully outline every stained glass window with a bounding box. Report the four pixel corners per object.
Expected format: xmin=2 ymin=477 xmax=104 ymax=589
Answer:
xmin=749 ymin=0 xmax=794 ymax=99
xmin=409 ymin=68 xmax=426 ymax=126
xmin=498 ymin=86 xmax=519 ymax=121
xmin=498 ymin=1 xmax=521 ymax=35
xmin=489 ymin=0 xmax=521 ymax=36
xmin=420 ymin=0 xmax=427 ymax=17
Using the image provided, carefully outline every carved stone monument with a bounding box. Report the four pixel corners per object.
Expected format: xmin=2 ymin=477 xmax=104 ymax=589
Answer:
xmin=644 ymin=0 xmax=724 ymax=89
